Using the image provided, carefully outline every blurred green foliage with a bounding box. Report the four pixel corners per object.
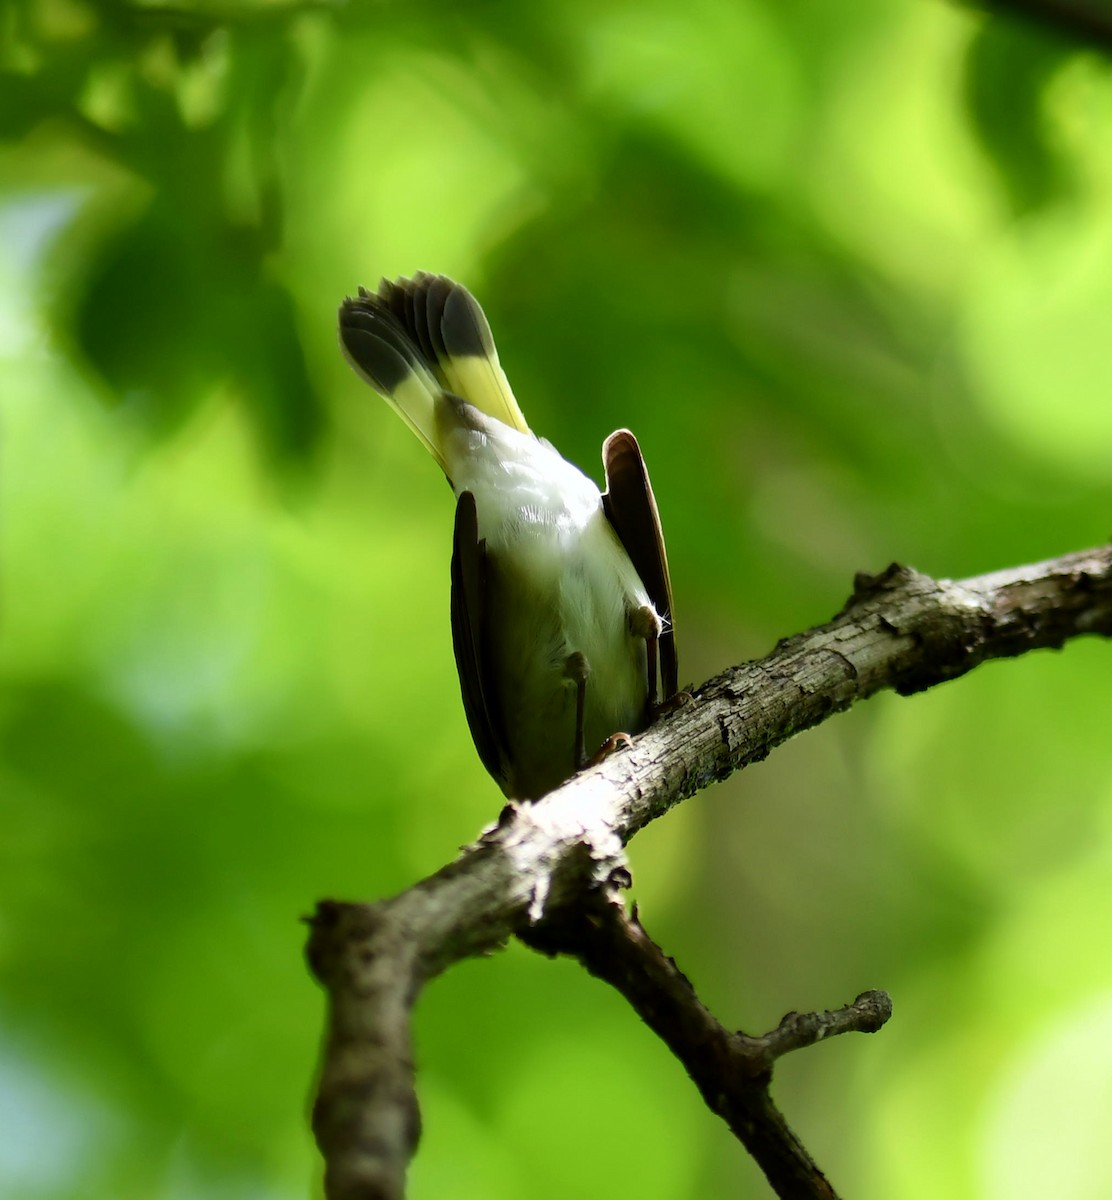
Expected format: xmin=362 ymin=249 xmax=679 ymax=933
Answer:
xmin=2 ymin=0 xmax=1112 ymax=1197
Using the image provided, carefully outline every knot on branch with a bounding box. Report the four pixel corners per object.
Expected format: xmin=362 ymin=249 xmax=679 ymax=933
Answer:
xmin=489 ymin=794 xmax=629 ymax=924
xmin=848 ymin=561 xmax=923 ymax=602
xmin=306 ymin=901 xmax=386 ymax=987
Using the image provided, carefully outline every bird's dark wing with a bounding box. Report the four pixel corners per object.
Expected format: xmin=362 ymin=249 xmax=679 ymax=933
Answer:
xmin=601 ymin=429 xmax=678 ymax=699
xmin=450 ymin=490 xmax=510 ymax=791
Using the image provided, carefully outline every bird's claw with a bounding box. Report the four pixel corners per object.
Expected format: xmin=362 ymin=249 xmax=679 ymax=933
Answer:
xmin=585 ymin=731 xmax=634 ymax=768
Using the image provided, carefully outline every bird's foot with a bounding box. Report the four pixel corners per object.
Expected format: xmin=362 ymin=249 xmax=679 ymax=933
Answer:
xmin=584 ymin=731 xmax=633 ymax=768
xmin=649 ymin=690 xmax=694 ymax=721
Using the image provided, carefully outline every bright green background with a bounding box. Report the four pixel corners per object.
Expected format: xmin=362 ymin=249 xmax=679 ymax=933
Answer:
xmin=3 ymin=1 xmax=1112 ymax=1197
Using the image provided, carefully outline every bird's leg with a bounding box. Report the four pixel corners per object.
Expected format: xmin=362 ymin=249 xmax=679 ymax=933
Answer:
xmin=567 ymin=651 xmax=634 ymax=772
xmin=629 ymin=604 xmax=663 ymax=712
xmin=630 ymin=604 xmax=688 ymax=719
xmin=564 ymin=651 xmax=590 ymax=771
xmin=646 ymin=631 xmax=660 ymax=710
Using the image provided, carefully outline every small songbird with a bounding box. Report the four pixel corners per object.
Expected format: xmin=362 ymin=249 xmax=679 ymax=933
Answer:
xmin=338 ymin=273 xmax=677 ymax=800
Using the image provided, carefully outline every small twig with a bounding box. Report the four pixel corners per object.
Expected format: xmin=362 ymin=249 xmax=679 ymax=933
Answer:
xmin=526 ymin=896 xmax=892 ymax=1199
xmin=737 ymin=991 xmax=894 ymax=1073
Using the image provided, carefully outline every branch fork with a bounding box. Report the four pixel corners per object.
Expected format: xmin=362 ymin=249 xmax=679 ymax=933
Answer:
xmin=307 ymin=544 xmax=1112 ymax=1200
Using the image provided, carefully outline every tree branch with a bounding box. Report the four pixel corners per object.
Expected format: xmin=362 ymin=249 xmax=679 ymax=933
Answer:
xmin=980 ymin=0 xmax=1112 ymax=54
xmin=306 ymin=543 xmax=1112 ymax=1200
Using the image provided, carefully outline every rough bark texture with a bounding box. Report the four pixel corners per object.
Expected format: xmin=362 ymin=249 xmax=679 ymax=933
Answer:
xmin=306 ymin=543 xmax=1112 ymax=1200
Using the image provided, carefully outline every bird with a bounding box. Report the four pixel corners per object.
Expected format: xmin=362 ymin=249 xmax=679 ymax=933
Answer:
xmin=337 ymin=272 xmax=677 ymax=800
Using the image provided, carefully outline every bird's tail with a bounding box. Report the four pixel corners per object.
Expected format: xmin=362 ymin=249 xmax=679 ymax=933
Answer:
xmin=339 ymin=273 xmax=531 ymax=473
